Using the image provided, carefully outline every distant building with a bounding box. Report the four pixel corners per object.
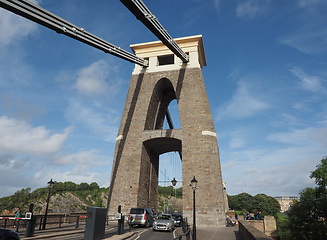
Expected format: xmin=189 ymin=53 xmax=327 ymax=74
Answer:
xmin=274 ymin=196 xmax=299 ymax=212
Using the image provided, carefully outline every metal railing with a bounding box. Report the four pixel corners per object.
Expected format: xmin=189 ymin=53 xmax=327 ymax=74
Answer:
xmin=0 ymin=213 xmax=117 ymax=232
xmin=171 ymin=217 xmax=191 ymax=240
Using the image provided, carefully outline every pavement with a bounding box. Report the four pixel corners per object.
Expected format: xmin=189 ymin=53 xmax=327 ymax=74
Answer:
xmin=17 ymin=224 xmax=240 ymax=240
xmin=105 ymin=225 xmax=240 ymax=240
xmin=195 ymin=226 xmax=240 ymax=240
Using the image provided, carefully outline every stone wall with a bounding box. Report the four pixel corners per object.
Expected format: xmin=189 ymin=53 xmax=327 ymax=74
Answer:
xmin=239 ymin=220 xmax=273 ymax=240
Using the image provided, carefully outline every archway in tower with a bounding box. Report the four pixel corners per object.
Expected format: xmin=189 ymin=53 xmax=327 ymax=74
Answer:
xmin=158 ymin=150 xmax=182 ymax=213
xmin=158 ymin=98 xmax=182 ymax=213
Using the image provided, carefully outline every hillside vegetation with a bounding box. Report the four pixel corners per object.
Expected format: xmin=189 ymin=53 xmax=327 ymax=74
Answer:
xmin=0 ymin=182 xmax=182 ymax=214
xmin=0 ymin=181 xmax=108 ymax=214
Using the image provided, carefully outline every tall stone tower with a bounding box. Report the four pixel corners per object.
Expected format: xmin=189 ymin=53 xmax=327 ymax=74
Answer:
xmin=107 ymin=35 xmax=226 ymax=226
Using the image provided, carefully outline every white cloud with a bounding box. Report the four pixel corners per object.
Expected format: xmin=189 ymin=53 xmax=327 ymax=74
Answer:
xmin=0 ymin=115 xmax=71 ymax=154
xmin=222 ymin=145 xmax=322 ymax=196
xmin=279 ymin=28 xmax=327 ymax=55
xmin=222 ymin=159 xmax=236 ymax=170
xmin=0 ymin=95 xmax=46 ymax=122
xmin=33 ymin=165 xmax=111 ymax=188
xmin=215 ymin=80 xmax=269 ymax=121
xmin=236 ymin=0 xmax=270 ymax=19
xmin=297 ymin=0 xmax=326 ymax=8
xmin=0 ymin=8 xmax=38 ymax=47
xmin=289 ymin=67 xmax=326 ymax=93
xmin=267 ymin=126 xmax=327 ymax=148
xmin=213 ymin=0 xmax=222 ymax=11
xmin=53 ymin=150 xmax=109 ymax=166
xmin=75 ymin=60 xmax=111 ymax=96
xmin=65 ymin=98 xmax=119 ymax=142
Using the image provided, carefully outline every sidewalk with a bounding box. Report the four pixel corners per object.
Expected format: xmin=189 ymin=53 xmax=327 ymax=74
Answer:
xmin=196 ymin=226 xmax=240 ymax=240
xmin=107 ymin=225 xmax=240 ymax=240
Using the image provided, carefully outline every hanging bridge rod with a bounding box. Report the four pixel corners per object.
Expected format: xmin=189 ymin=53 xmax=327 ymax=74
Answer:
xmin=0 ymin=0 xmax=148 ymax=67
xmin=120 ymin=0 xmax=189 ymax=63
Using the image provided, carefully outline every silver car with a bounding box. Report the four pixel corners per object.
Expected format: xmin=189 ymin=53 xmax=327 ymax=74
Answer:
xmin=153 ymin=213 xmax=175 ymax=232
xmin=128 ymin=208 xmax=154 ymax=228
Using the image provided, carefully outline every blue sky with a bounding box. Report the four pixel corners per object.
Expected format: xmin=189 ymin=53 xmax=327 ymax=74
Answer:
xmin=0 ymin=0 xmax=326 ymax=199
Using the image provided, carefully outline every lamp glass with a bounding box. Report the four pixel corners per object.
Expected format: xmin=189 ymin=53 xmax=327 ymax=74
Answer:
xmin=47 ymin=179 xmax=54 ymax=187
xmin=191 ymin=176 xmax=198 ymax=190
xmin=171 ymin=177 xmax=177 ymax=187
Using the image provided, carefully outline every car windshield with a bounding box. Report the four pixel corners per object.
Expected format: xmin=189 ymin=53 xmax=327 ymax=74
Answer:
xmin=130 ymin=208 xmax=144 ymax=214
xmin=157 ymin=214 xmax=171 ymax=220
xmin=174 ymin=215 xmax=182 ymax=220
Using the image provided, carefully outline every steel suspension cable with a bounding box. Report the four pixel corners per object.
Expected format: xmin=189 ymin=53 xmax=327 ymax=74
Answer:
xmin=0 ymin=0 xmax=149 ymax=67
xmin=120 ymin=0 xmax=189 ymax=63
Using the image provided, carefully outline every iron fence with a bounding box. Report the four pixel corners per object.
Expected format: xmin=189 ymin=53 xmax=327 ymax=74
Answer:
xmin=171 ymin=217 xmax=191 ymax=240
xmin=0 ymin=213 xmax=116 ymax=232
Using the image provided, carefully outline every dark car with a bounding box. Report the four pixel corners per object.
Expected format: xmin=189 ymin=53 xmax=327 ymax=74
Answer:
xmin=0 ymin=228 xmax=20 ymax=240
xmin=172 ymin=213 xmax=183 ymax=227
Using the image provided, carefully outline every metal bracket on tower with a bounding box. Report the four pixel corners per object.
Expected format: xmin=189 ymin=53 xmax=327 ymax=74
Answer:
xmin=0 ymin=0 xmax=148 ymax=67
xmin=120 ymin=0 xmax=189 ymax=63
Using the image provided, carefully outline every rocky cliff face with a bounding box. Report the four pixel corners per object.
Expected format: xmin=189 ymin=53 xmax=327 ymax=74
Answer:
xmin=7 ymin=192 xmax=179 ymax=214
xmin=33 ymin=192 xmax=87 ymax=213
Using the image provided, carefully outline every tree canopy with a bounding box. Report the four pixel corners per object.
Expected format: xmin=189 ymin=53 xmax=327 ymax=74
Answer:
xmin=285 ymin=157 xmax=327 ymax=240
xmin=228 ymin=192 xmax=280 ymax=216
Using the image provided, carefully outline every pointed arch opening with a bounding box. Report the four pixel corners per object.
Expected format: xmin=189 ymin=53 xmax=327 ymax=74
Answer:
xmin=144 ymin=78 xmax=181 ymax=130
xmin=158 ymin=151 xmax=182 ymax=213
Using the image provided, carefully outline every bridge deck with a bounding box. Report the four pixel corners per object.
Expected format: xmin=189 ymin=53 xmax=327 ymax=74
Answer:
xmin=196 ymin=226 xmax=240 ymax=240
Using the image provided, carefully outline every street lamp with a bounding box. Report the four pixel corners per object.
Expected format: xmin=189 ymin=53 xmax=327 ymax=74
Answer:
xmin=42 ymin=178 xmax=54 ymax=230
xmin=171 ymin=177 xmax=178 ymax=207
xmin=171 ymin=177 xmax=177 ymax=187
xmin=191 ymin=176 xmax=198 ymax=240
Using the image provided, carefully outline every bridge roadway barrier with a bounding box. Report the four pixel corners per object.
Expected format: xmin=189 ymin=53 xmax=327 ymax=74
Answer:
xmin=238 ymin=220 xmax=273 ymax=240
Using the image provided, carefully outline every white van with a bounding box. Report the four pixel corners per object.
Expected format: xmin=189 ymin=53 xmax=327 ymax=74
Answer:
xmin=128 ymin=208 xmax=154 ymax=228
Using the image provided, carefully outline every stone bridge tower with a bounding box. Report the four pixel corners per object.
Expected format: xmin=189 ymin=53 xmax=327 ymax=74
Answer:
xmin=107 ymin=35 xmax=227 ymax=226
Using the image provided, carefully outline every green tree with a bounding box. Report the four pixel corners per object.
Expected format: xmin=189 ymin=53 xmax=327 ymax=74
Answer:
xmin=63 ymin=181 xmax=77 ymax=191
xmin=78 ymin=182 xmax=90 ymax=190
xmin=253 ymin=194 xmax=280 ymax=216
xmin=90 ymin=182 xmax=99 ymax=190
xmin=286 ymin=157 xmax=327 ymax=240
xmin=228 ymin=192 xmax=255 ymax=212
xmin=228 ymin=192 xmax=280 ymax=217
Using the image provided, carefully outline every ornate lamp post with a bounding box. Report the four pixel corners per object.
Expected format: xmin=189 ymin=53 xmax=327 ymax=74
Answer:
xmin=171 ymin=177 xmax=177 ymax=200
xmin=42 ymin=178 xmax=54 ymax=230
xmin=171 ymin=177 xmax=177 ymax=187
xmin=191 ymin=176 xmax=198 ymax=240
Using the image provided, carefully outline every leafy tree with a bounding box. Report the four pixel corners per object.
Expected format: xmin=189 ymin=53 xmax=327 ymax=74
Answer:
xmin=253 ymin=194 xmax=280 ymax=216
xmin=78 ymin=182 xmax=90 ymax=191
xmin=276 ymin=213 xmax=292 ymax=240
xmin=158 ymin=186 xmax=182 ymax=199
xmin=63 ymin=181 xmax=77 ymax=191
xmin=228 ymin=192 xmax=255 ymax=213
xmin=228 ymin=192 xmax=280 ymax=216
xmin=285 ymin=157 xmax=327 ymax=240
xmin=90 ymin=182 xmax=99 ymax=190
